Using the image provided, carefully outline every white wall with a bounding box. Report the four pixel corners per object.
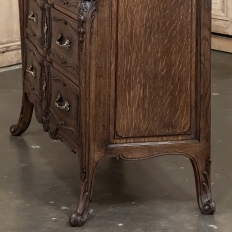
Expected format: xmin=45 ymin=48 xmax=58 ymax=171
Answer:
xmin=0 ymin=0 xmax=21 ymax=68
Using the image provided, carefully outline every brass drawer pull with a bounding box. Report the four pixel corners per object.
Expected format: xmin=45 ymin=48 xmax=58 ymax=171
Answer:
xmin=28 ymin=11 xmax=38 ymax=23
xmin=56 ymin=34 xmax=71 ymax=49
xmin=55 ymin=94 xmax=70 ymax=111
xmin=26 ymin=65 xmax=36 ymax=78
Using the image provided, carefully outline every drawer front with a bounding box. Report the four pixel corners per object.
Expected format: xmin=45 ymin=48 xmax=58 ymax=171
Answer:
xmin=24 ymin=39 xmax=45 ymax=123
xmin=25 ymin=39 xmax=44 ymax=100
xmin=50 ymin=8 xmax=79 ymax=77
xmin=50 ymin=0 xmax=79 ymax=14
xmin=26 ymin=0 xmax=46 ymax=50
xmin=49 ymin=67 xmax=80 ymax=142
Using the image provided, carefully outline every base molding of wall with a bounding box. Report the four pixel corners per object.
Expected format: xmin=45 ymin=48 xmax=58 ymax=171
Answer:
xmin=0 ymin=41 xmax=22 ymax=68
xmin=212 ymin=34 xmax=232 ymax=53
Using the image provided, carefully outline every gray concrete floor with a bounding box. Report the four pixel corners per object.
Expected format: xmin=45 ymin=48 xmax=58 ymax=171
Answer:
xmin=0 ymin=51 xmax=231 ymax=232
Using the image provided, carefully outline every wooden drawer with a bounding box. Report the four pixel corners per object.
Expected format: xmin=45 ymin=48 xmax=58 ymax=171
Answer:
xmin=24 ymin=39 xmax=44 ymax=100
xmin=49 ymin=67 xmax=80 ymax=143
xmin=24 ymin=39 xmax=45 ymax=123
xmin=26 ymin=0 xmax=46 ymax=51
xmin=50 ymin=8 xmax=79 ymax=77
xmin=49 ymin=0 xmax=79 ymax=15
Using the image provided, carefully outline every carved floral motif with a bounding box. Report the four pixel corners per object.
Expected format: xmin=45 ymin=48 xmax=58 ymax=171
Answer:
xmin=202 ymin=158 xmax=216 ymax=214
xmin=78 ymin=0 xmax=98 ymax=49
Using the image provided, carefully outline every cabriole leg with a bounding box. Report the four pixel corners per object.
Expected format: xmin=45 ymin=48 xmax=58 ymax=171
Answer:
xmin=69 ymin=163 xmax=96 ymax=226
xmin=10 ymin=92 xmax=34 ymax=136
xmin=191 ymin=157 xmax=216 ymax=215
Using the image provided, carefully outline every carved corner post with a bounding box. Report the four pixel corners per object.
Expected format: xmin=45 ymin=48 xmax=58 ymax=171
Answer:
xmin=69 ymin=0 xmax=99 ymax=226
xmin=10 ymin=0 xmax=34 ymax=136
xmin=190 ymin=0 xmax=215 ymax=215
xmin=191 ymin=157 xmax=216 ymax=215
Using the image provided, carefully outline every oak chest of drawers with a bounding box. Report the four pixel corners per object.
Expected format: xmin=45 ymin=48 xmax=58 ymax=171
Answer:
xmin=11 ymin=0 xmax=215 ymax=226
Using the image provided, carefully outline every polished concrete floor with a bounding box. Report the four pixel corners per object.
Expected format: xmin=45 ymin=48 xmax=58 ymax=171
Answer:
xmin=0 ymin=51 xmax=232 ymax=232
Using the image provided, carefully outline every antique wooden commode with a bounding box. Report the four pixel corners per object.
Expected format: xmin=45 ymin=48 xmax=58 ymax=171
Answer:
xmin=11 ymin=0 xmax=215 ymax=226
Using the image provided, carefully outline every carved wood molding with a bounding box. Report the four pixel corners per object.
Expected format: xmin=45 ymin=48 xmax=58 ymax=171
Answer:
xmin=50 ymin=108 xmax=79 ymax=139
xmin=59 ymin=0 xmax=79 ymax=8
xmin=52 ymin=17 xmax=78 ymax=33
xmin=24 ymin=43 xmax=43 ymax=104
xmin=202 ymin=158 xmax=216 ymax=214
xmin=78 ymin=0 xmax=98 ymax=48
xmin=212 ymin=0 xmax=229 ymax=20
xmin=50 ymin=50 xmax=79 ymax=74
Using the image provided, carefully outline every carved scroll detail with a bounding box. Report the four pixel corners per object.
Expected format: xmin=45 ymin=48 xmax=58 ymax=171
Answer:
xmin=49 ymin=127 xmax=61 ymax=140
xmin=60 ymin=0 xmax=79 ymax=8
xmin=201 ymin=158 xmax=216 ymax=214
xmin=78 ymin=0 xmax=98 ymax=49
xmin=69 ymin=178 xmax=90 ymax=226
xmin=52 ymin=17 xmax=78 ymax=33
xmin=60 ymin=0 xmax=69 ymax=4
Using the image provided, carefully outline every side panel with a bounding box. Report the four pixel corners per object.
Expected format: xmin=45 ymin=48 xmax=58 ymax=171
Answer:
xmin=111 ymin=0 xmax=198 ymax=142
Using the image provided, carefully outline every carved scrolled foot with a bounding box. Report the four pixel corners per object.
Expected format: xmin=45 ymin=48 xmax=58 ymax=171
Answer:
xmin=69 ymin=209 xmax=89 ymax=227
xmin=10 ymin=93 xmax=34 ymax=136
xmin=10 ymin=124 xmax=19 ymax=134
xmin=201 ymin=198 xmax=216 ymax=215
xmin=191 ymin=158 xmax=216 ymax=215
xmin=69 ymin=179 xmax=92 ymax=227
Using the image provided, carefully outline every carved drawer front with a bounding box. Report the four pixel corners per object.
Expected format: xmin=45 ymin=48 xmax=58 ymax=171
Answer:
xmin=24 ymin=39 xmax=45 ymax=123
xmin=26 ymin=0 xmax=46 ymax=51
xmin=49 ymin=67 xmax=80 ymax=143
xmin=50 ymin=8 xmax=79 ymax=77
xmin=49 ymin=0 xmax=79 ymax=15
xmin=25 ymin=39 xmax=44 ymax=100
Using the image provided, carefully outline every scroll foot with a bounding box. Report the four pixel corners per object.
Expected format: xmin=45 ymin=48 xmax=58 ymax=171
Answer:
xmin=10 ymin=93 xmax=33 ymax=136
xmin=191 ymin=157 xmax=216 ymax=215
xmin=69 ymin=168 xmax=95 ymax=227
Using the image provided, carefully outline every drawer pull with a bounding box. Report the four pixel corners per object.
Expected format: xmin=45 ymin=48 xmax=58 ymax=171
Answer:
xmin=55 ymin=94 xmax=70 ymax=112
xmin=28 ymin=11 xmax=38 ymax=23
xmin=56 ymin=34 xmax=71 ymax=49
xmin=26 ymin=65 xmax=36 ymax=78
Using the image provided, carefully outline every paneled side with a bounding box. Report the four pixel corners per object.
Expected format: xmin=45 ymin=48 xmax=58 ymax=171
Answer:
xmin=114 ymin=0 xmax=196 ymax=139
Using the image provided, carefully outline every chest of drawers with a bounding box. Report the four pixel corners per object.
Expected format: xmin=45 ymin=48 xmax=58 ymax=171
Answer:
xmin=11 ymin=0 xmax=215 ymax=226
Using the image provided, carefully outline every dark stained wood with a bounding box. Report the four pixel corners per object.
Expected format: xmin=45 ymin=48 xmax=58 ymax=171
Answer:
xmin=10 ymin=92 xmax=34 ymax=136
xmin=24 ymin=39 xmax=44 ymax=100
xmin=11 ymin=0 xmax=215 ymax=227
xmin=48 ymin=0 xmax=79 ymax=17
xmin=49 ymin=67 xmax=80 ymax=145
xmin=115 ymin=0 xmax=193 ymax=138
xmin=26 ymin=0 xmax=46 ymax=52
xmin=50 ymin=8 xmax=79 ymax=77
xmin=26 ymin=0 xmax=43 ymax=38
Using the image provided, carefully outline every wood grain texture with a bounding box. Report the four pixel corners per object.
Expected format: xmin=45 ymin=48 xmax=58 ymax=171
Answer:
xmin=50 ymin=8 xmax=79 ymax=77
xmin=115 ymin=0 xmax=193 ymax=138
xmin=11 ymin=0 xmax=215 ymax=227
xmin=26 ymin=0 xmax=46 ymax=50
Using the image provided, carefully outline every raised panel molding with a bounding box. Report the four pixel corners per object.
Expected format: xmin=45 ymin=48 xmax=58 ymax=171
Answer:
xmin=212 ymin=0 xmax=232 ymax=35
xmin=111 ymin=0 xmax=198 ymax=143
xmin=212 ymin=0 xmax=229 ymax=20
xmin=0 ymin=41 xmax=22 ymax=68
xmin=0 ymin=0 xmax=21 ymax=67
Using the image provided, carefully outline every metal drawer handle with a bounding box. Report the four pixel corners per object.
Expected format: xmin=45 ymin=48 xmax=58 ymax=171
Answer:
xmin=26 ymin=65 xmax=36 ymax=78
xmin=56 ymin=34 xmax=71 ymax=49
xmin=55 ymin=94 xmax=70 ymax=112
xmin=28 ymin=11 xmax=38 ymax=23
